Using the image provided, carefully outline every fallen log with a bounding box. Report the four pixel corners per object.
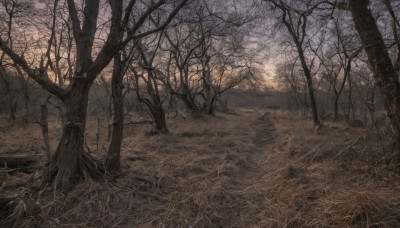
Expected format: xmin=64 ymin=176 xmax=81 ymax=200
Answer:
xmin=0 ymin=151 xmax=39 ymax=171
xmin=123 ymin=120 xmax=153 ymax=126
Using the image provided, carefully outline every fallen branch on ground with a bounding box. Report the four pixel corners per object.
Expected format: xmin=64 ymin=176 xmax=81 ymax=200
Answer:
xmin=0 ymin=151 xmax=41 ymax=172
xmin=123 ymin=120 xmax=153 ymax=126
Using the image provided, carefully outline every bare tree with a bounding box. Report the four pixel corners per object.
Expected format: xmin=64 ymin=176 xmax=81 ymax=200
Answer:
xmin=262 ymin=0 xmax=334 ymax=126
xmin=106 ymin=52 xmax=127 ymax=173
xmin=156 ymin=0 xmax=262 ymax=116
xmin=346 ymin=0 xmax=400 ymax=162
xmin=0 ymin=0 xmax=188 ymax=190
xmin=0 ymin=0 xmax=34 ymax=120
xmin=275 ymin=61 xmax=310 ymax=116
xmin=315 ymin=14 xmax=363 ymax=121
xmin=132 ymin=38 xmax=169 ymax=132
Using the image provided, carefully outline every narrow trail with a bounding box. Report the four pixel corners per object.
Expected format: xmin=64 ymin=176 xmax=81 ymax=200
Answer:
xmin=252 ymin=111 xmax=293 ymax=173
xmin=237 ymin=111 xmax=278 ymax=181
xmin=245 ymin=111 xmax=281 ymax=175
xmin=253 ymin=112 xmax=277 ymax=147
xmin=219 ymin=110 xmax=285 ymax=226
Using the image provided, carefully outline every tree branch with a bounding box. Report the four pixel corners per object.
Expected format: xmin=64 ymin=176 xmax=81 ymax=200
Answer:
xmin=0 ymin=37 xmax=70 ymax=99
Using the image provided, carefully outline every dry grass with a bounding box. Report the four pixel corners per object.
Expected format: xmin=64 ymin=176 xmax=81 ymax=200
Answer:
xmin=1 ymin=108 xmax=400 ymax=227
xmin=322 ymin=190 xmax=400 ymax=227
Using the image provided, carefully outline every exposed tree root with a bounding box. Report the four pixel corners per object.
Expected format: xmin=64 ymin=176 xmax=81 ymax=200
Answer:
xmin=42 ymin=151 xmax=104 ymax=193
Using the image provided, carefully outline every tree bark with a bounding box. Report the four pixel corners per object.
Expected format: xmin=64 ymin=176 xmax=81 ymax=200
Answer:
xmin=298 ymin=48 xmax=320 ymax=126
xmin=348 ymin=0 xmax=400 ymax=161
xmin=48 ymin=80 xmax=102 ymax=191
xmin=153 ymin=105 xmax=168 ymax=133
xmin=39 ymin=104 xmax=51 ymax=160
xmin=138 ymin=97 xmax=169 ymax=133
xmin=333 ymin=90 xmax=339 ymax=121
xmin=206 ymin=95 xmax=217 ymax=115
xmin=106 ymin=57 xmax=124 ymax=174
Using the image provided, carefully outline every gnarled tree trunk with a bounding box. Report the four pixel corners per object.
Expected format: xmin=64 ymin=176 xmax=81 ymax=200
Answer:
xmin=48 ymin=80 xmax=102 ymax=190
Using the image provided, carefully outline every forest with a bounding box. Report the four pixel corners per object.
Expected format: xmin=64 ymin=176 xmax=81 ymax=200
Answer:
xmin=1 ymin=0 xmax=400 ymax=227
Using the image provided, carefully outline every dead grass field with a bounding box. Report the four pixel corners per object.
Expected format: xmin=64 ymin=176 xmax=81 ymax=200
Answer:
xmin=1 ymin=108 xmax=400 ymax=227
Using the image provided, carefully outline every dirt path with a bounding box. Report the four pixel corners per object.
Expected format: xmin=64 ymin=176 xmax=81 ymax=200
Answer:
xmin=226 ymin=110 xmax=285 ymax=226
xmin=222 ymin=110 xmax=312 ymax=227
xmin=125 ymin=109 xmax=286 ymax=227
xmin=253 ymin=112 xmax=277 ymax=147
xmin=234 ymin=111 xmax=278 ymax=184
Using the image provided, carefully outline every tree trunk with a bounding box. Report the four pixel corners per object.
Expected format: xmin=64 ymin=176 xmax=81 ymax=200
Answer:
xmin=106 ymin=57 xmax=124 ymax=174
xmin=332 ymin=87 xmax=340 ymax=121
xmin=333 ymin=97 xmax=339 ymax=121
xmin=207 ymin=95 xmax=217 ymax=115
xmin=40 ymin=104 xmax=51 ymax=160
xmin=153 ymin=105 xmax=169 ymax=133
xmin=48 ymin=81 xmax=102 ymax=191
xmin=139 ymin=98 xmax=169 ymax=133
xmin=9 ymin=98 xmax=17 ymax=120
xmin=333 ymin=62 xmax=351 ymax=121
xmin=135 ymin=43 xmax=169 ymax=133
xmin=182 ymin=94 xmax=199 ymax=113
xmin=348 ymin=0 xmax=400 ymax=161
xmin=276 ymin=2 xmax=320 ymax=126
xmin=298 ymin=49 xmax=320 ymax=126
